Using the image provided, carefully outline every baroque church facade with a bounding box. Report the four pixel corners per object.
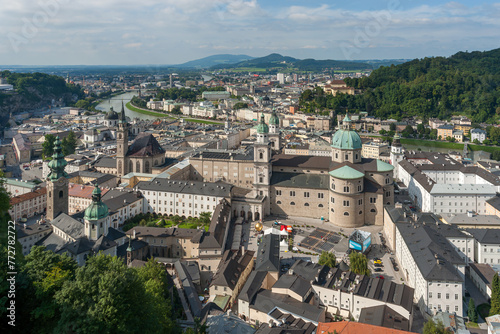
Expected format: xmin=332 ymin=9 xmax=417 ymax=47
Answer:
xmin=191 ymin=113 xmax=394 ymax=227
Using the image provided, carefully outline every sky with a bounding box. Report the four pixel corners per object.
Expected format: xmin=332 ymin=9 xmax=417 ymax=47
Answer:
xmin=0 ymin=0 xmax=499 ymax=65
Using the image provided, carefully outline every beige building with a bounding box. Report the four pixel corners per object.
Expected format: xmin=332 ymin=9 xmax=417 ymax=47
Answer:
xmin=9 ymin=187 xmax=47 ymax=222
xmin=16 ymin=222 xmax=52 ymax=255
xmin=362 ymin=140 xmax=389 ymax=159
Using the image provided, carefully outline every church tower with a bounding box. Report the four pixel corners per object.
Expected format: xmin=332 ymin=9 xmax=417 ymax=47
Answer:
xmin=117 ymin=101 xmax=129 ymax=176
xmin=390 ymin=133 xmax=404 ymax=180
xmin=83 ymin=185 xmax=110 ymax=241
xmin=46 ymin=136 xmax=69 ymax=221
xmin=254 ymin=113 xmax=272 ymax=216
xmin=268 ymin=108 xmax=280 ymax=150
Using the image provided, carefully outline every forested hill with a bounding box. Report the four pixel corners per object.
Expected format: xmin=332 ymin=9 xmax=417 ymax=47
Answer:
xmin=339 ymin=48 xmax=500 ymax=122
xmin=0 ymin=71 xmax=82 ymax=126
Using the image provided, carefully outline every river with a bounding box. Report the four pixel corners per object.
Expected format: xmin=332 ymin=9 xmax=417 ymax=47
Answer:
xmin=95 ymin=91 xmax=159 ymax=120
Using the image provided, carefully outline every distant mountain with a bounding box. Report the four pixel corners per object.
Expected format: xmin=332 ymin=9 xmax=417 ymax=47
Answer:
xmin=211 ymin=53 xmax=375 ymax=71
xmin=173 ymin=54 xmax=255 ymax=69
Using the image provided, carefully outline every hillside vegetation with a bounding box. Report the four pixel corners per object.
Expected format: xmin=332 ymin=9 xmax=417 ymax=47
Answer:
xmin=311 ymin=48 xmax=500 ymax=122
xmin=0 ymin=71 xmax=82 ymax=125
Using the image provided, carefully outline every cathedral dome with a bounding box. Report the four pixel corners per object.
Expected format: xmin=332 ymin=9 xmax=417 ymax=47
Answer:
xmin=256 ymin=113 xmax=269 ymax=134
xmin=331 ymin=115 xmax=362 ymax=150
xmin=105 ymin=107 xmax=119 ymax=120
xmin=84 ymin=185 xmax=109 ymax=221
xmin=269 ymin=110 xmax=279 ymax=126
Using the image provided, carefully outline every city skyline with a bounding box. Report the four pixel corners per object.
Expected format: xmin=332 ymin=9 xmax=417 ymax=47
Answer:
xmin=1 ymin=0 xmax=499 ymax=65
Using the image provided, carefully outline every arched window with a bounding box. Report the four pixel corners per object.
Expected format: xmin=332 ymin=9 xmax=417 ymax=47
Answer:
xmin=145 ymin=161 xmax=150 ymax=173
xmin=359 ymin=211 xmax=363 ymax=215
xmin=118 ymin=160 xmax=122 ymax=174
xmin=277 ymin=201 xmax=282 ymax=204
xmin=136 ymin=161 xmax=140 ymax=173
xmin=304 ymin=203 xmax=309 ymax=207
xmin=318 ymin=204 xmax=323 ymax=207
xmin=59 ymin=190 xmax=63 ymax=198
xmin=370 ymin=209 xmax=376 ymax=213
xmin=331 ymin=208 xmax=334 ymax=212
xmin=344 ymin=186 xmax=350 ymax=193
xmin=129 ymin=161 xmax=133 ymax=173
xmin=335 ymin=153 xmax=338 ymax=159
xmin=290 ymin=202 xmax=295 ymax=206
xmin=259 ymin=152 xmax=263 ymax=159
xmin=154 ymin=159 xmax=158 ymax=166
xmin=344 ymin=212 xmax=349 ymax=216
xmin=355 ymin=154 xmax=358 ymax=160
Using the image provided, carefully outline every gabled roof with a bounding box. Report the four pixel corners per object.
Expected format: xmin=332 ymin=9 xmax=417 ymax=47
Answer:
xmin=255 ymin=233 xmax=280 ymax=272
xmin=50 ymin=213 xmax=84 ymax=239
xmin=317 ymin=321 xmax=413 ymax=334
xmin=127 ymin=133 xmax=165 ymax=157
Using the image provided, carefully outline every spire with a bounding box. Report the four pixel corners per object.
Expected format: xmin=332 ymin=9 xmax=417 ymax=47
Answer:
xmin=256 ymin=112 xmax=269 ymax=134
xmin=120 ymin=101 xmax=126 ymax=124
xmin=47 ymin=136 xmax=68 ymax=181
xmin=126 ymin=237 xmax=132 ymax=252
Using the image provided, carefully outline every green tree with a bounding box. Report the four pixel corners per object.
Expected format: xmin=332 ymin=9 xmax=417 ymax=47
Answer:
xmin=468 ymin=298 xmax=478 ymax=323
xmin=24 ymin=246 xmax=77 ymax=333
xmin=233 ymin=102 xmax=249 ymax=110
xmin=135 ymin=259 xmax=175 ymax=332
xmin=61 ymin=131 xmax=77 ymax=156
xmin=348 ymin=252 xmax=370 ymax=275
xmin=379 ymin=129 xmax=387 ymax=135
xmin=42 ymin=134 xmax=56 ymax=159
xmin=0 ymin=171 xmax=10 ymax=212
xmin=492 ymin=151 xmax=500 ymax=161
xmin=417 ymin=123 xmax=425 ymax=134
xmin=318 ymin=251 xmax=336 ymax=268
xmin=389 ymin=123 xmax=396 ymax=131
xmin=199 ymin=212 xmax=212 ymax=226
xmin=55 ymin=254 xmax=166 ymax=334
xmin=423 ymin=319 xmax=452 ymax=334
xmin=491 ymin=273 xmax=500 ymax=316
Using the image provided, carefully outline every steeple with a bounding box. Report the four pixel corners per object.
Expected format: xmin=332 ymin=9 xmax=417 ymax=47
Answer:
xmin=84 ymin=184 xmax=109 ymax=240
xmin=256 ymin=113 xmax=269 ymax=134
xmin=120 ymin=101 xmax=127 ymax=124
xmin=47 ymin=136 xmax=68 ymax=181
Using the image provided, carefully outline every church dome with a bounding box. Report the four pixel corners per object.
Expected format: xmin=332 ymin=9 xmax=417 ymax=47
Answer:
xmin=269 ymin=110 xmax=279 ymax=125
xmin=84 ymin=185 xmax=109 ymax=221
xmin=105 ymin=107 xmax=119 ymax=120
xmin=256 ymin=113 xmax=269 ymax=134
xmin=331 ymin=115 xmax=362 ymax=150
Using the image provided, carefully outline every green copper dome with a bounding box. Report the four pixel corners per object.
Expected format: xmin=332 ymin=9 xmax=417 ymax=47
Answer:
xmin=84 ymin=185 xmax=109 ymax=221
xmin=329 ymin=165 xmax=365 ymax=179
xmin=47 ymin=136 xmax=68 ymax=181
xmin=331 ymin=129 xmax=362 ymax=150
xmin=331 ymin=114 xmax=362 ymax=150
xmin=269 ymin=109 xmax=279 ymax=126
xmin=256 ymin=113 xmax=269 ymax=134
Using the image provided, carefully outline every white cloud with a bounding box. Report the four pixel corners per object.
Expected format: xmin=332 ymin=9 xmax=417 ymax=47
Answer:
xmin=0 ymin=1 xmax=499 ymax=64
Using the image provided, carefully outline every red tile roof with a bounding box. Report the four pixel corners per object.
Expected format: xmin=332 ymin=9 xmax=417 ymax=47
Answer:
xmin=10 ymin=187 xmax=46 ymax=205
xmin=68 ymin=183 xmax=109 ymax=198
xmin=317 ymin=322 xmax=415 ymax=334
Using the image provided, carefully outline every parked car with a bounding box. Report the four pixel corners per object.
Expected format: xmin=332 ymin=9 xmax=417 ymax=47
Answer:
xmin=374 ymin=263 xmax=383 ymax=268
xmin=374 ymin=268 xmax=383 ymax=272
xmin=393 ymin=266 xmax=399 ymax=271
xmin=376 ymin=275 xmax=385 ymax=279
xmin=374 ymin=260 xmax=382 ymax=264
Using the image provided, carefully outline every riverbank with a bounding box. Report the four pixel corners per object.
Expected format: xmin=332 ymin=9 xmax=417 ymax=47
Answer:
xmin=125 ymin=102 xmax=173 ymax=118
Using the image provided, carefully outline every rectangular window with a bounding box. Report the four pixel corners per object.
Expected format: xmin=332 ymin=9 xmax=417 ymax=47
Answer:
xmin=343 ymin=200 xmax=350 ymax=207
xmin=370 ymin=198 xmax=377 ymax=204
xmin=276 ymin=190 xmax=282 ymax=196
xmin=304 ymin=192 xmax=309 ymax=198
xmin=446 ymin=293 xmax=449 ymax=299
xmin=437 ymin=293 xmax=441 ymax=299
xmin=318 ymin=193 xmax=324 ymax=199
xmin=429 ymin=292 xmax=432 ymax=298
xmin=290 ymin=191 xmax=295 ymax=197
xmin=455 ymin=294 xmax=458 ymax=300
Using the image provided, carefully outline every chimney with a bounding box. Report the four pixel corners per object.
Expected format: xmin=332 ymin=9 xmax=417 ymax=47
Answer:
xmin=133 ymin=230 xmax=136 ymax=239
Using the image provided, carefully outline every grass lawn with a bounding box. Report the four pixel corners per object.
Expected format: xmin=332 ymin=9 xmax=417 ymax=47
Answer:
xmin=227 ymin=67 xmax=267 ymax=72
xmin=126 ymin=102 xmax=173 ymax=118
xmin=477 ymin=303 xmax=491 ymax=319
xmin=466 ymin=322 xmax=479 ymax=328
xmin=400 ymin=138 xmax=464 ymax=150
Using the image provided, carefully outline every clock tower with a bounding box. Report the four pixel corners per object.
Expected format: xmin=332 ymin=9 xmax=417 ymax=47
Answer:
xmin=46 ymin=136 xmax=69 ymax=221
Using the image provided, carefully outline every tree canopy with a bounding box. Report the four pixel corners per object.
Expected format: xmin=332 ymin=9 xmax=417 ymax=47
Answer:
xmin=318 ymin=251 xmax=337 ymax=268
xmin=348 ymin=252 xmax=370 ymax=276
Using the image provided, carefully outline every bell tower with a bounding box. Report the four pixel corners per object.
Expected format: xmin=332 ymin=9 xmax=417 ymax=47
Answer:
xmin=268 ymin=108 xmax=280 ymax=150
xmin=117 ymin=101 xmax=129 ymax=176
xmin=83 ymin=185 xmax=110 ymax=241
xmin=390 ymin=133 xmax=404 ymax=180
xmin=46 ymin=136 xmax=69 ymax=221
xmin=254 ymin=113 xmax=271 ymax=215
